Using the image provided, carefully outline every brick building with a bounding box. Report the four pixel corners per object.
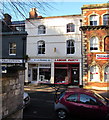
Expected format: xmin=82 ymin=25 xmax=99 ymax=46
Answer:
xmin=81 ymin=3 xmax=109 ymax=90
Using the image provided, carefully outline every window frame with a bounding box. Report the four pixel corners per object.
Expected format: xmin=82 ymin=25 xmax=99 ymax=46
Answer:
xmin=103 ymin=14 xmax=109 ymax=25
xmin=90 ymin=65 xmax=100 ymax=82
xmin=38 ymin=25 xmax=46 ymax=34
xmin=67 ymin=40 xmax=75 ymax=55
xmin=89 ymin=15 xmax=98 ymax=26
xmin=9 ymin=42 xmax=16 ymax=55
xmin=90 ymin=37 xmax=99 ymax=52
xmin=104 ymin=66 xmax=109 ymax=82
xmin=67 ymin=23 xmax=75 ymax=33
xmin=37 ymin=40 xmax=45 ymax=55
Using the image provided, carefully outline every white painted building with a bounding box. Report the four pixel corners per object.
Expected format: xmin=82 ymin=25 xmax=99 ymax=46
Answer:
xmin=25 ymin=8 xmax=82 ymax=85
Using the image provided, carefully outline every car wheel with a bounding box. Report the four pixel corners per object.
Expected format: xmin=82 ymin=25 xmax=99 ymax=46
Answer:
xmin=56 ymin=109 xmax=68 ymax=120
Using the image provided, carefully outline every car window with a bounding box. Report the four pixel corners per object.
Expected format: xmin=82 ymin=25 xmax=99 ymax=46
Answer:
xmin=80 ymin=94 xmax=98 ymax=105
xmin=66 ymin=94 xmax=78 ymax=102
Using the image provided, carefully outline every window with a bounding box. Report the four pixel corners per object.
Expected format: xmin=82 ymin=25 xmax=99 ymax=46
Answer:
xmin=67 ymin=40 xmax=75 ymax=54
xmin=38 ymin=25 xmax=46 ymax=34
xmin=80 ymin=94 xmax=98 ymax=105
xmin=90 ymin=15 xmax=98 ymax=26
xmin=67 ymin=23 xmax=75 ymax=32
xmin=66 ymin=94 xmax=78 ymax=102
xmin=90 ymin=37 xmax=99 ymax=52
xmin=90 ymin=66 xmax=100 ymax=81
xmin=38 ymin=41 xmax=45 ymax=54
xmin=9 ymin=42 xmax=16 ymax=55
xmin=103 ymin=14 xmax=109 ymax=25
xmin=104 ymin=36 xmax=109 ymax=52
xmin=104 ymin=66 xmax=109 ymax=82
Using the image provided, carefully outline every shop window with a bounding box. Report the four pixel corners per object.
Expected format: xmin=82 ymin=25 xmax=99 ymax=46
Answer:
xmin=67 ymin=40 xmax=75 ymax=54
xmin=90 ymin=37 xmax=99 ymax=52
xmin=38 ymin=40 xmax=45 ymax=54
xmin=38 ymin=25 xmax=46 ymax=34
xmin=104 ymin=36 xmax=109 ymax=52
xmin=104 ymin=66 xmax=109 ymax=82
xmin=90 ymin=15 xmax=98 ymax=26
xmin=9 ymin=42 xmax=16 ymax=55
xmin=90 ymin=66 xmax=100 ymax=81
xmin=67 ymin=23 xmax=75 ymax=32
xmin=103 ymin=14 xmax=109 ymax=25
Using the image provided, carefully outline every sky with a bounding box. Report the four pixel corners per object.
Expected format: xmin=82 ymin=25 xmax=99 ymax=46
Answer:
xmin=2 ymin=0 xmax=109 ymax=21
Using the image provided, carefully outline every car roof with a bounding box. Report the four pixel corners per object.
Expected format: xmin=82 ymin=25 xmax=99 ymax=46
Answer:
xmin=65 ymin=88 xmax=95 ymax=96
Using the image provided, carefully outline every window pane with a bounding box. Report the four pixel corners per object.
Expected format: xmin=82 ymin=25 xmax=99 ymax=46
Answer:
xmin=90 ymin=15 xmax=98 ymax=26
xmin=38 ymin=41 xmax=45 ymax=54
xmin=67 ymin=23 xmax=75 ymax=32
xmin=67 ymin=40 xmax=75 ymax=54
xmin=38 ymin=25 xmax=46 ymax=34
xmin=66 ymin=94 xmax=78 ymax=102
xmin=103 ymin=14 xmax=109 ymax=25
xmin=80 ymin=94 xmax=98 ymax=105
xmin=9 ymin=43 xmax=16 ymax=55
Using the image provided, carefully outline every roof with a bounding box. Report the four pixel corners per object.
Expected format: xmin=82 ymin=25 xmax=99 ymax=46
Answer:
xmin=66 ymin=88 xmax=94 ymax=95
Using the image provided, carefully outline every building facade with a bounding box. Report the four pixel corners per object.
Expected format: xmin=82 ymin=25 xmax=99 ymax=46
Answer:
xmin=1 ymin=14 xmax=27 ymax=73
xmin=25 ymin=8 xmax=82 ymax=85
xmin=81 ymin=3 xmax=109 ymax=90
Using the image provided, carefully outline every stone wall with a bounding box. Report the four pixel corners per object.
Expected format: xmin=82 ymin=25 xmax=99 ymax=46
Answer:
xmin=1 ymin=67 xmax=24 ymax=120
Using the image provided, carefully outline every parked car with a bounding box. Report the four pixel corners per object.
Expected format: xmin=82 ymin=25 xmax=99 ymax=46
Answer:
xmin=55 ymin=88 xmax=109 ymax=120
xmin=23 ymin=92 xmax=30 ymax=108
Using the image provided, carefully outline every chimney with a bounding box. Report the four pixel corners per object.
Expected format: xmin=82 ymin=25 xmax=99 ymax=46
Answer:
xmin=29 ymin=8 xmax=38 ymax=19
xmin=3 ymin=13 xmax=12 ymax=25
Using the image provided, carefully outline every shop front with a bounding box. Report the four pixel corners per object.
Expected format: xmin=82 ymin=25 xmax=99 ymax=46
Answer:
xmin=27 ymin=59 xmax=51 ymax=83
xmin=54 ymin=59 xmax=81 ymax=85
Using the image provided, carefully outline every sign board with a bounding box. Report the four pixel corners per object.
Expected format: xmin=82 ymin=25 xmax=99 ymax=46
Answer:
xmin=96 ymin=54 xmax=109 ymax=60
xmin=0 ymin=59 xmax=23 ymax=63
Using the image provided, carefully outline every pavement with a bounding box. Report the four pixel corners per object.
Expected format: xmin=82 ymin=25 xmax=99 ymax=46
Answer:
xmin=24 ymin=82 xmax=109 ymax=99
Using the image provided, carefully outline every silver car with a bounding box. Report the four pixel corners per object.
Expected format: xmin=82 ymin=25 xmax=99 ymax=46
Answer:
xmin=23 ymin=92 xmax=30 ymax=108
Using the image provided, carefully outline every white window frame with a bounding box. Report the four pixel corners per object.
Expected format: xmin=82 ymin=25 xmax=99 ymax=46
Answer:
xmin=90 ymin=15 xmax=98 ymax=26
xmin=90 ymin=37 xmax=99 ymax=52
xmin=67 ymin=23 xmax=75 ymax=33
xmin=37 ymin=40 xmax=45 ymax=55
xmin=9 ymin=42 xmax=16 ymax=55
xmin=67 ymin=40 xmax=75 ymax=55
xmin=38 ymin=25 xmax=46 ymax=34
xmin=90 ymin=66 xmax=100 ymax=82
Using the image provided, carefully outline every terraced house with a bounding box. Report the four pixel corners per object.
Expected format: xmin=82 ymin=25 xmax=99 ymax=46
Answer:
xmin=81 ymin=3 xmax=109 ymax=90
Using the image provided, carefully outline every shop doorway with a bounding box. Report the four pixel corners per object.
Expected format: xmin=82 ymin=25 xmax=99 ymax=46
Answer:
xmin=32 ymin=68 xmax=37 ymax=81
xmin=71 ymin=67 xmax=79 ymax=85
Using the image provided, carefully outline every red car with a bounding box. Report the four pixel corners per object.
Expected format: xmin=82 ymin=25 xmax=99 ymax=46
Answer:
xmin=55 ymin=88 xmax=109 ymax=120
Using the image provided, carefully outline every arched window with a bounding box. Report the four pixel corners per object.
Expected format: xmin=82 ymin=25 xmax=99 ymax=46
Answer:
xmin=104 ymin=66 xmax=109 ymax=82
xmin=38 ymin=25 xmax=46 ymax=34
xmin=104 ymin=36 xmax=109 ymax=52
xmin=67 ymin=23 xmax=75 ymax=32
xmin=67 ymin=40 xmax=75 ymax=54
xmin=103 ymin=14 xmax=109 ymax=25
xmin=90 ymin=66 xmax=100 ymax=81
xmin=37 ymin=40 xmax=45 ymax=54
xmin=90 ymin=15 xmax=98 ymax=26
xmin=90 ymin=37 xmax=99 ymax=52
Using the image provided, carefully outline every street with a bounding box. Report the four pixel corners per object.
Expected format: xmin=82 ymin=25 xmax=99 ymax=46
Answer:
xmin=23 ymin=84 xmax=109 ymax=120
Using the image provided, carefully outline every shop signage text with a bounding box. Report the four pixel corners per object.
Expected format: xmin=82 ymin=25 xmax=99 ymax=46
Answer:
xmin=96 ymin=54 xmax=109 ymax=60
xmin=55 ymin=59 xmax=79 ymax=62
xmin=0 ymin=59 xmax=23 ymax=63
xmin=28 ymin=59 xmax=51 ymax=63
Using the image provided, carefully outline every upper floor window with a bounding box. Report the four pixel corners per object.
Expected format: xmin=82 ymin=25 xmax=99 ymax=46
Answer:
xmin=67 ymin=40 xmax=75 ymax=54
xmin=38 ymin=40 xmax=45 ymax=54
xmin=67 ymin=23 xmax=75 ymax=32
xmin=90 ymin=37 xmax=99 ymax=52
xmin=90 ymin=65 xmax=100 ymax=82
xmin=9 ymin=42 xmax=16 ymax=55
xmin=90 ymin=15 xmax=98 ymax=26
xmin=104 ymin=36 xmax=109 ymax=52
xmin=103 ymin=14 xmax=109 ymax=25
xmin=38 ymin=25 xmax=46 ymax=34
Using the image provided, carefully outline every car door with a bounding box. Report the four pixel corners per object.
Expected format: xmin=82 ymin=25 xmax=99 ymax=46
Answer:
xmin=64 ymin=93 xmax=79 ymax=116
xmin=78 ymin=94 xmax=105 ymax=119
